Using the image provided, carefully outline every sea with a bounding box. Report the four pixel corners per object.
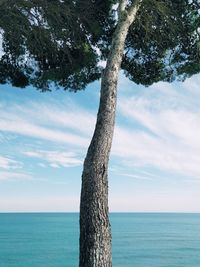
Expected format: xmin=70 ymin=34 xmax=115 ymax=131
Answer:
xmin=0 ymin=213 xmax=200 ymax=267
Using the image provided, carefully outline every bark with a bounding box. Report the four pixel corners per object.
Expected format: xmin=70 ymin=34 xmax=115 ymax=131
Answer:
xmin=79 ymin=1 xmax=142 ymax=266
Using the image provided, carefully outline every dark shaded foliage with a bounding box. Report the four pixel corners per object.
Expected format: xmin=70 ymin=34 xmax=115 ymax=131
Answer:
xmin=122 ymin=0 xmax=200 ymax=85
xmin=0 ymin=0 xmax=199 ymax=90
xmin=0 ymin=0 xmax=114 ymax=91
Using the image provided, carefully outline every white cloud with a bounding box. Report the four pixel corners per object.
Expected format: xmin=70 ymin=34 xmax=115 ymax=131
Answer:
xmin=23 ymin=150 xmax=82 ymax=168
xmin=0 ymin=98 xmax=96 ymax=148
xmin=0 ymin=111 xmax=89 ymax=147
xmin=1 ymin=73 xmax=200 ymax=211
xmin=112 ymin=77 xmax=200 ymax=178
xmin=0 ymin=155 xmax=22 ymax=170
xmin=38 ymin=163 xmax=46 ymax=168
xmin=0 ymin=171 xmax=31 ymax=181
xmin=183 ymin=74 xmax=200 ymax=94
xmin=120 ymin=173 xmax=153 ymax=181
xmin=1 ymin=74 xmax=200 ymax=183
xmin=27 ymin=100 xmax=96 ymax=136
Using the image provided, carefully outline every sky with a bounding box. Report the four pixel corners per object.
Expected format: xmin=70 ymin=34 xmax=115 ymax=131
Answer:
xmin=1 ymin=72 xmax=200 ymax=212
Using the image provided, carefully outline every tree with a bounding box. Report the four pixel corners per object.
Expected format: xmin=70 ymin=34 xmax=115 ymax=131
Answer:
xmin=0 ymin=0 xmax=200 ymax=266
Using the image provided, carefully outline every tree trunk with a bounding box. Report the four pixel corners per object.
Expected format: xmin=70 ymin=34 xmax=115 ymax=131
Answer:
xmin=79 ymin=1 xmax=142 ymax=266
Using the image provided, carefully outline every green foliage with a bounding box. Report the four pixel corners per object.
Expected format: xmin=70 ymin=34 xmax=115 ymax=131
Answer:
xmin=122 ymin=0 xmax=200 ymax=85
xmin=0 ymin=0 xmax=199 ymax=90
xmin=0 ymin=0 xmax=114 ymax=91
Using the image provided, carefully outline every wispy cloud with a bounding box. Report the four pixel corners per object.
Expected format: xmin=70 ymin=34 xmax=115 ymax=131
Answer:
xmin=0 ymin=171 xmax=31 ymax=181
xmin=119 ymin=173 xmax=153 ymax=181
xmin=112 ymin=76 xmax=200 ymax=178
xmin=0 ymin=155 xmax=22 ymax=170
xmin=1 ymin=73 xmax=200 ymax=212
xmin=23 ymin=150 xmax=82 ymax=168
xmin=0 ymin=155 xmax=30 ymax=181
xmin=0 ymin=109 xmax=90 ymax=147
xmin=0 ymin=94 xmax=96 ymax=152
xmin=32 ymin=102 xmax=96 ymax=137
xmin=182 ymin=74 xmax=200 ymax=94
xmin=1 ymin=74 xmax=200 ymax=182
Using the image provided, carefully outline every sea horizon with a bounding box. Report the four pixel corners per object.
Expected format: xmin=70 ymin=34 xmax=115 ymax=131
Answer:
xmin=1 ymin=212 xmax=200 ymax=267
xmin=1 ymin=211 xmax=200 ymax=214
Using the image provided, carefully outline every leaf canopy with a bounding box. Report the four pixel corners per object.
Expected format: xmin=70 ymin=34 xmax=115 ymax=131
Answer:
xmin=0 ymin=0 xmax=114 ymax=90
xmin=0 ymin=0 xmax=199 ymax=91
xmin=122 ymin=0 xmax=200 ymax=85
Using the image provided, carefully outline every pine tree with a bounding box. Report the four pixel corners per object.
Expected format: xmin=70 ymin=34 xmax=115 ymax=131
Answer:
xmin=0 ymin=1 xmax=199 ymax=266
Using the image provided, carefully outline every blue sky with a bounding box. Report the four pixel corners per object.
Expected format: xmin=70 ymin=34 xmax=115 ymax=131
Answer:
xmin=1 ymin=72 xmax=200 ymax=212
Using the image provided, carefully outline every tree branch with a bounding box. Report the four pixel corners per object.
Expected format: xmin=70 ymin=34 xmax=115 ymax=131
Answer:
xmin=118 ymin=0 xmax=127 ymax=18
xmin=126 ymin=0 xmax=143 ymax=24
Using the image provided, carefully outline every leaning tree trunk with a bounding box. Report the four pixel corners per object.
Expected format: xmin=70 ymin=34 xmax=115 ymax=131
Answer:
xmin=79 ymin=1 xmax=142 ymax=266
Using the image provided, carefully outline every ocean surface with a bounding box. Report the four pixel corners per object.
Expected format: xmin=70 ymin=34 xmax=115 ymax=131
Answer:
xmin=0 ymin=213 xmax=200 ymax=267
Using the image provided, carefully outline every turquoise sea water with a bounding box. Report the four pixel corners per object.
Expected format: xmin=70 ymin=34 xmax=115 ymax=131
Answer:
xmin=0 ymin=213 xmax=200 ymax=267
